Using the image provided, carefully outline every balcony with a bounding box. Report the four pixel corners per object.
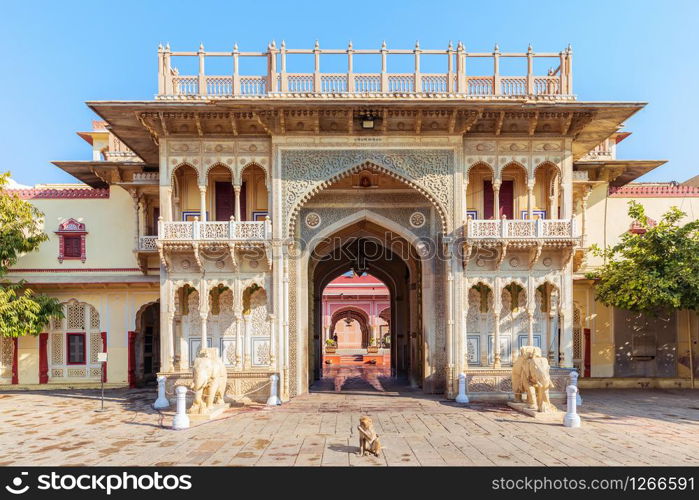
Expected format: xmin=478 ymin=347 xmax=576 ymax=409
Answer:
xmin=465 ymin=218 xmax=578 ymax=240
xmin=157 ymin=43 xmax=573 ymax=100
xmin=158 ymin=219 xmax=271 ymax=242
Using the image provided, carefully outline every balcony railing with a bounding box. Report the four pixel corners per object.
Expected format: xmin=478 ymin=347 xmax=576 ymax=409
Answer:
xmin=158 ymin=219 xmax=271 ymax=242
xmin=138 ymin=235 xmax=158 ymax=251
xmin=466 ymin=218 xmax=578 ymax=239
xmin=157 ymin=42 xmax=574 ymax=99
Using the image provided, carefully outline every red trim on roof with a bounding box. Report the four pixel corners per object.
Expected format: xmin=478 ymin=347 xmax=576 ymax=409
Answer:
xmin=609 ymin=183 xmax=699 ymax=197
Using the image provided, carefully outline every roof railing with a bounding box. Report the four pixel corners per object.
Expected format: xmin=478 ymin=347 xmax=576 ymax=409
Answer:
xmin=156 ymin=41 xmax=574 ymax=99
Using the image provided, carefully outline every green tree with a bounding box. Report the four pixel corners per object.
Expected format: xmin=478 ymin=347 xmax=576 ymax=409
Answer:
xmin=586 ymin=200 xmax=699 ymax=315
xmin=0 ymin=172 xmax=63 ymax=337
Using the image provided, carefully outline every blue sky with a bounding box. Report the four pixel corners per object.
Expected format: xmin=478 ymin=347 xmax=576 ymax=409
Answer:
xmin=2 ymin=1 xmax=697 ymax=185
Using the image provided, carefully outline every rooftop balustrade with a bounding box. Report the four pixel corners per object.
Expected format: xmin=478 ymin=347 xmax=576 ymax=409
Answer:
xmin=157 ymin=42 xmax=573 ymax=100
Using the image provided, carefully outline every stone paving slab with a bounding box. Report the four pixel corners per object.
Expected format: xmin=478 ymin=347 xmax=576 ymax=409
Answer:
xmin=0 ymin=388 xmax=697 ymax=466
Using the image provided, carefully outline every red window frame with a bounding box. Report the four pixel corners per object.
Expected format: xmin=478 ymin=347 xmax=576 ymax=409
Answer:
xmin=66 ymin=332 xmax=86 ymax=365
xmin=55 ymin=218 xmax=88 ymax=263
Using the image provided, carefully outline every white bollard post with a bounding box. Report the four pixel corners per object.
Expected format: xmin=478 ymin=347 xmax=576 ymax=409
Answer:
xmin=153 ymin=375 xmax=170 ymax=409
xmin=455 ymin=373 xmax=470 ymax=404
xmin=172 ymin=385 xmax=190 ymax=430
xmin=563 ymin=385 xmax=581 ymax=428
xmin=266 ymin=373 xmax=281 ymax=406
xmin=569 ymin=369 xmax=582 ymax=406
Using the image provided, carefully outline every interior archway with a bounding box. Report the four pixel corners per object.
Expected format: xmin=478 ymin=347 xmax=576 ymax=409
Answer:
xmin=134 ymin=301 xmax=160 ymax=386
xmin=308 ymin=220 xmax=423 ymax=390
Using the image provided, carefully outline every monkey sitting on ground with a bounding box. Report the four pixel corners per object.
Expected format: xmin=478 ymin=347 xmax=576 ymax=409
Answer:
xmin=357 ymin=416 xmax=382 ymax=457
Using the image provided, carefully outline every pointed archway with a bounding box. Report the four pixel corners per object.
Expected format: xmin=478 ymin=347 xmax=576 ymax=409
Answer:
xmin=308 ymin=218 xmax=424 ymax=389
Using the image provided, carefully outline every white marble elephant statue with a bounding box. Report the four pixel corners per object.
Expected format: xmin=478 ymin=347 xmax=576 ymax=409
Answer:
xmin=189 ymin=348 xmax=227 ymax=415
xmin=512 ymin=346 xmax=553 ymax=412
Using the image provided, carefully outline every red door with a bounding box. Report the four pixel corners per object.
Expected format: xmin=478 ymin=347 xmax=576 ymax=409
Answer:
xmin=101 ymin=332 xmax=108 ymax=383
xmin=128 ymin=331 xmax=136 ymax=388
xmin=39 ymin=333 xmax=48 ymax=384
xmin=484 ymin=180 xmax=514 ymax=219
xmin=11 ymin=338 xmax=18 ymax=385
xmin=215 ymin=182 xmax=234 ymax=221
xmin=239 ymin=181 xmax=247 ymax=221
xmin=499 ymin=180 xmax=514 ymax=219
xmin=583 ymin=328 xmax=591 ymax=377
xmin=484 ymin=180 xmax=494 ymax=219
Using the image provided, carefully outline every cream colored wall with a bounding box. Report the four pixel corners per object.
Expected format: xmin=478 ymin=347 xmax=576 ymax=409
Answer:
xmin=12 ymin=187 xmax=137 ymax=270
xmin=2 ymin=289 xmax=158 ymax=386
xmin=578 ymin=187 xmax=699 ymax=380
xmin=582 ymin=187 xmax=699 ymax=269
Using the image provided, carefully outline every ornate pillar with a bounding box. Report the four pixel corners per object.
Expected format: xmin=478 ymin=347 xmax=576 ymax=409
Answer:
xmin=243 ymin=315 xmax=252 ymax=369
xmin=493 ymin=181 xmax=501 ymax=219
xmin=493 ymin=312 xmax=501 ymax=368
xmin=581 ymin=185 xmax=591 ymax=246
xmin=527 ymin=311 xmax=535 ymax=346
xmin=446 ymin=263 xmax=455 ymax=397
xmin=492 ymin=278 xmax=502 ymax=368
xmin=159 ymin=280 xmax=174 ymax=372
xmin=198 ymin=279 xmax=209 ymax=355
xmin=527 ymin=182 xmax=534 ymax=220
xmin=198 ymin=185 xmax=207 ymax=221
xmin=234 ymin=185 xmax=242 ymax=221
xmin=159 ymin=186 xmax=173 ymax=222
xmin=130 ymin=191 xmax=140 ymax=249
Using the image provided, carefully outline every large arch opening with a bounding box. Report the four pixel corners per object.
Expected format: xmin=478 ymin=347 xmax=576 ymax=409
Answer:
xmin=133 ymin=301 xmax=160 ymax=386
xmin=308 ymin=220 xmax=424 ymax=392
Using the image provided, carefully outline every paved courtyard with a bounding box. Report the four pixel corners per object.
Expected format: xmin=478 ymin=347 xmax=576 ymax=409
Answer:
xmin=0 ymin=382 xmax=697 ymax=466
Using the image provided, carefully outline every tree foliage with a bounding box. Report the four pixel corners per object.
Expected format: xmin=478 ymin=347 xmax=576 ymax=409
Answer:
xmin=586 ymin=200 xmax=699 ymax=315
xmin=0 ymin=172 xmax=63 ymax=337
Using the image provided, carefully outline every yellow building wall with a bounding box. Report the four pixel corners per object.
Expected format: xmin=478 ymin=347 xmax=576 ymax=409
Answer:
xmin=12 ymin=187 xmax=137 ymax=270
xmin=1 ymin=289 xmax=158 ymax=387
xmin=578 ymin=187 xmax=699 ymax=382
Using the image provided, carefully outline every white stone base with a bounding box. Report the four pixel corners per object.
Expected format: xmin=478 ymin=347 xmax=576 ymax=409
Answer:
xmin=507 ymin=402 xmax=564 ymax=422
xmin=187 ymin=403 xmax=230 ymax=423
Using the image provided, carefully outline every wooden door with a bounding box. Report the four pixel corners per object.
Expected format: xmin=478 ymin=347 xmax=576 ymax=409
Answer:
xmin=215 ymin=182 xmax=234 ymax=221
xmin=240 ymin=181 xmax=247 ymax=221
xmin=500 ymin=180 xmax=514 ymax=219
xmin=484 ymin=180 xmax=494 ymax=219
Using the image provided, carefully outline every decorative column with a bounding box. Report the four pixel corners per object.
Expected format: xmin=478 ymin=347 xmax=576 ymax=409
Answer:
xmin=492 ymin=278 xmax=501 ymax=368
xmin=446 ymin=244 xmax=457 ymax=397
xmin=235 ymin=312 xmax=243 ymax=367
xmin=198 ymin=185 xmax=207 ymax=221
xmin=527 ymin=310 xmax=535 ymax=346
xmin=580 ymin=185 xmax=591 ymax=247
xmin=493 ymin=311 xmax=501 ymax=368
xmin=493 ymin=180 xmax=501 ymax=219
xmin=527 ymin=182 xmax=534 ymax=220
xmin=234 ymin=185 xmax=242 ymax=221
xmin=198 ymin=280 xmax=209 ymax=355
xmin=130 ymin=190 xmax=141 ymax=249
xmin=160 ymin=281 xmax=174 ymax=372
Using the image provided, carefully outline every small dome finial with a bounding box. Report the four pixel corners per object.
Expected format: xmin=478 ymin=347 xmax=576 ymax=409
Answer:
xmin=314 ymin=39 xmax=319 ymax=49
xmin=199 ymin=42 xmax=204 ymax=52
xmin=381 ymin=40 xmax=387 ymax=49
xmin=494 ymin=43 xmax=500 ymax=52
xmin=348 ymin=40 xmax=353 ymax=49
xmin=415 ymin=40 xmax=420 ymax=50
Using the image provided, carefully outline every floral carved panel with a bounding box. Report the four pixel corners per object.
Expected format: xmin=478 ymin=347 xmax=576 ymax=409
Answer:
xmin=280 ymin=149 xmax=454 ymax=235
